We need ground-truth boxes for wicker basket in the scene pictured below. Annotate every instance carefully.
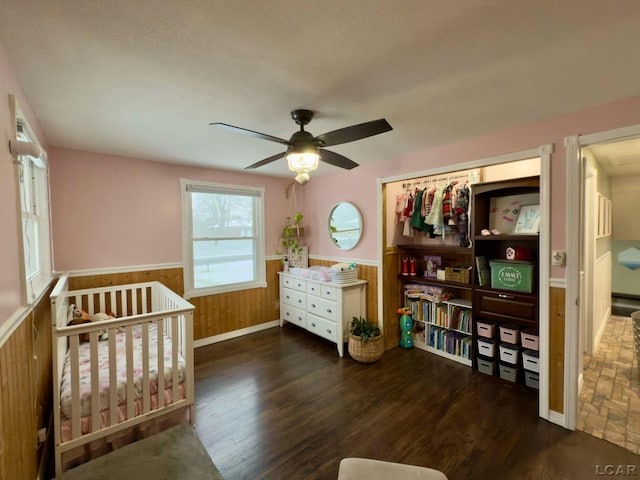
[348,334,384,363]
[445,266,471,284]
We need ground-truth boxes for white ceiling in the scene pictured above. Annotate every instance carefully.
[1,1,639,178]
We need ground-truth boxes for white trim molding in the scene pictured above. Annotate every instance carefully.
[549,278,567,289]
[308,254,378,267]
[194,320,279,348]
[58,262,184,278]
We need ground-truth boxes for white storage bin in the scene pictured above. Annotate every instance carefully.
[499,363,518,383]
[499,343,519,365]
[477,357,495,376]
[521,328,539,351]
[525,371,539,389]
[499,324,520,344]
[522,349,540,373]
[477,338,496,358]
[476,320,496,338]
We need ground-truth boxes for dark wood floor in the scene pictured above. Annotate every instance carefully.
[194,325,640,480]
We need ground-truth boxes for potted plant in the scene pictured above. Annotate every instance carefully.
[279,211,305,257]
[348,316,384,363]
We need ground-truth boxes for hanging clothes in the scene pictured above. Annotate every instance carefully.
[424,184,446,226]
[410,189,429,232]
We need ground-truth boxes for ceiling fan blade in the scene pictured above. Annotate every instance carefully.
[314,119,392,147]
[210,122,290,145]
[245,151,286,169]
[319,149,359,170]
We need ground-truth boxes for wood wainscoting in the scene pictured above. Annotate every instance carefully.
[549,286,566,414]
[68,262,282,341]
[0,287,53,480]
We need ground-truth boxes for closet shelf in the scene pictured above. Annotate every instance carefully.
[397,244,472,254]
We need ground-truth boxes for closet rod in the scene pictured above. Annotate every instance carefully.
[402,170,479,189]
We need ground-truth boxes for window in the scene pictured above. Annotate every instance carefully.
[181,179,266,298]
[13,105,52,304]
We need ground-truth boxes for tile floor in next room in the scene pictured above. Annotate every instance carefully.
[578,314,640,454]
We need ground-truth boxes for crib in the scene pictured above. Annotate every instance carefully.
[50,275,195,477]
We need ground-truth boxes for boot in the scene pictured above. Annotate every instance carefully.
[402,257,409,276]
[409,257,417,276]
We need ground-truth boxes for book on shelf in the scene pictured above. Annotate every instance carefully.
[475,256,490,286]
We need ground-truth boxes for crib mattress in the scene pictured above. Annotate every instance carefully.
[60,323,186,420]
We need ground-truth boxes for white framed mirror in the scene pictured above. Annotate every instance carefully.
[328,202,363,250]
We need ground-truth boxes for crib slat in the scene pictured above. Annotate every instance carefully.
[141,287,148,314]
[125,326,134,420]
[156,320,165,409]
[90,332,100,433]
[110,290,117,316]
[70,335,81,439]
[88,294,95,315]
[108,328,118,426]
[172,316,179,403]
[99,291,106,312]
[121,290,127,318]
[142,323,150,413]
[132,288,138,315]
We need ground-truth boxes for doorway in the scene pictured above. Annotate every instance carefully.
[566,129,640,454]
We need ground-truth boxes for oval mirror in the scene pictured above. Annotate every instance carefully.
[328,202,363,250]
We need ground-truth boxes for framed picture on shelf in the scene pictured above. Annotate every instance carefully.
[423,255,441,278]
[514,204,541,234]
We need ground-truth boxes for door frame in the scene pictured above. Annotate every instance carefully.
[564,123,640,429]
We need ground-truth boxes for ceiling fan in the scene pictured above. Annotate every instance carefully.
[210,109,392,184]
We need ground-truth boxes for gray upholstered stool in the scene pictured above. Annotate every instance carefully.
[338,458,448,480]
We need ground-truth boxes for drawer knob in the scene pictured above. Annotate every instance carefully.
[326,329,332,334]
[311,303,316,308]
[286,295,290,299]
[286,312,290,316]
[327,308,332,313]
[298,299,302,303]
[298,316,303,321]
[498,294,515,299]
[311,322,316,327]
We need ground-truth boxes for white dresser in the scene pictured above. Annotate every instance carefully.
[278,272,368,357]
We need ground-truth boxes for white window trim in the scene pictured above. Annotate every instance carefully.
[181,178,266,299]
[10,94,52,304]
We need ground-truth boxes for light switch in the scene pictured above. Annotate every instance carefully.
[552,250,566,266]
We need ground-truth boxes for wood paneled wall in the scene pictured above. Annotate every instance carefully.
[549,286,566,413]
[308,259,378,326]
[0,288,53,480]
[68,263,282,341]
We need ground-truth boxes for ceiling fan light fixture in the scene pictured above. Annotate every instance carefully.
[286,146,320,174]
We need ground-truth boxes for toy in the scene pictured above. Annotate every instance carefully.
[68,305,113,342]
[397,307,414,349]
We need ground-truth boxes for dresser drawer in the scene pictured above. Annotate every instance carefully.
[475,289,537,324]
[306,282,322,296]
[307,296,338,322]
[320,284,338,301]
[282,276,306,292]
[281,304,306,328]
[307,314,338,342]
[282,288,306,309]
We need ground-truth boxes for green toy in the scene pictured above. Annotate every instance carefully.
[397,307,414,349]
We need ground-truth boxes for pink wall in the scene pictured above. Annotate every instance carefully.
[305,97,640,277]
[0,42,48,325]
[49,148,294,271]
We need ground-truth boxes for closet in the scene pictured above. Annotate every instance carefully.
[382,159,541,390]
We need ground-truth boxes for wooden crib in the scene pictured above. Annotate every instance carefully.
[50,275,195,477]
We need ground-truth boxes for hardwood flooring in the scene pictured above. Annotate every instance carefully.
[194,325,640,480]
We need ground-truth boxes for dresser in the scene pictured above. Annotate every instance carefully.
[278,272,368,357]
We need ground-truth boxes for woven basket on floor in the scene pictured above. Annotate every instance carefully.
[348,334,384,363]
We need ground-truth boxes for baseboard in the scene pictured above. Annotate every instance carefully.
[193,321,279,348]
[548,410,566,428]
[593,308,610,352]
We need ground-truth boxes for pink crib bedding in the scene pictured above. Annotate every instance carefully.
[59,323,186,420]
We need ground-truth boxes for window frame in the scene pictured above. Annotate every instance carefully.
[181,178,266,299]
[11,96,52,304]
